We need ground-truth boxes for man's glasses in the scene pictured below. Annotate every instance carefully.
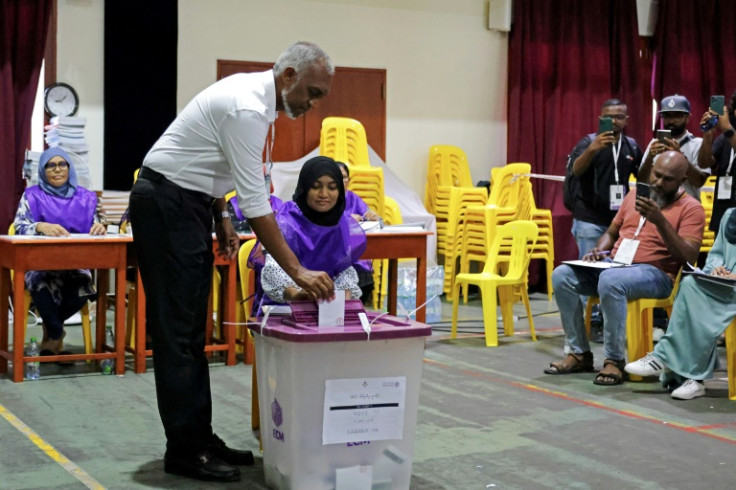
[45,161,69,171]
[605,114,628,121]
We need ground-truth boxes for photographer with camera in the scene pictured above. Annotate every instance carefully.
[697,90,736,234]
[639,95,708,201]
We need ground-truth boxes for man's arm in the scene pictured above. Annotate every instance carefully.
[583,222,621,261]
[572,132,615,176]
[249,214,335,300]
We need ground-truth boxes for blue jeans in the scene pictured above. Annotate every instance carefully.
[571,219,608,259]
[552,263,673,360]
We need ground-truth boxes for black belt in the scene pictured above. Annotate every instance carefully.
[138,166,214,206]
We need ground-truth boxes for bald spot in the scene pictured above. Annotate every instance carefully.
[655,151,689,180]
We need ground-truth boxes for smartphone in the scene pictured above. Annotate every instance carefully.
[710,95,726,115]
[598,117,613,134]
[656,129,672,143]
[636,182,650,199]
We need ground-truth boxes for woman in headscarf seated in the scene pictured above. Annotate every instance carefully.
[335,160,379,304]
[13,148,106,358]
[251,156,366,311]
[625,207,736,400]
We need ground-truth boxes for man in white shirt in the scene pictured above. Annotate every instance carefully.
[638,94,709,200]
[129,41,334,483]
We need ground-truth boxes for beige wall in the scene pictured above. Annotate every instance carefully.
[56,0,507,196]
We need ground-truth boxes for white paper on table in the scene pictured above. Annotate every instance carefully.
[335,465,373,490]
[323,376,406,445]
[318,289,345,327]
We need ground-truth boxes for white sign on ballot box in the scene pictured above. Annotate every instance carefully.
[323,376,407,445]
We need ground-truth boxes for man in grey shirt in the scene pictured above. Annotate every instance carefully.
[129,41,335,483]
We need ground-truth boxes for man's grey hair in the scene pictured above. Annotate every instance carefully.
[273,41,334,78]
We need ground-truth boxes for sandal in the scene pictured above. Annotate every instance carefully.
[544,352,594,374]
[593,359,627,386]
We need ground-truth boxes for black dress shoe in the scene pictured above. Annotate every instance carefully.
[164,450,241,482]
[208,434,255,466]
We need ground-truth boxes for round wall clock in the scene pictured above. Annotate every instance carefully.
[44,82,79,117]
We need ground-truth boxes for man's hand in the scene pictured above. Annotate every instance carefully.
[716,106,734,133]
[292,266,335,301]
[89,223,107,235]
[215,219,239,260]
[582,248,611,262]
[635,195,665,225]
[589,131,616,152]
[37,222,70,236]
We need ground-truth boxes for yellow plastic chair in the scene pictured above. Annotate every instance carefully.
[373,197,404,310]
[451,221,539,347]
[8,224,93,355]
[319,117,371,167]
[725,317,736,401]
[237,239,260,437]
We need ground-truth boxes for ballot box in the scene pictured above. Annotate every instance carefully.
[249,300,432,490]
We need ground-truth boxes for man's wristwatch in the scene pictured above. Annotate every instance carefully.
[214,210,231,223]
[724,128,735,139]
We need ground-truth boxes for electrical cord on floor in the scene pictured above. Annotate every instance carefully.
[427,309,560,333]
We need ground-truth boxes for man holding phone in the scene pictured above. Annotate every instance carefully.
[564,99,643,342]
[697,89,736,234]
[546,152,704,386]
[639,94,708,200]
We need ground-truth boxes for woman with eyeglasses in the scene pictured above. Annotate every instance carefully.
[13,147,106,360]
[250,156,366,311]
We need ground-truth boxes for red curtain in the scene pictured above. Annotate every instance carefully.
[653,0,736,123]
[0,0,52,233]
[508,0,649,275]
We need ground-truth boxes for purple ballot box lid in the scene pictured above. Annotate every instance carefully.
[248,300,432,342]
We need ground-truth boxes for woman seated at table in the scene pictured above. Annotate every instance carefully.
[625,207,736,400]
[13,147,106,358]
[254,156,366,309]
[335,160,379,304]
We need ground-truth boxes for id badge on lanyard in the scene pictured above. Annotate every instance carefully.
[717,149,736,200]
[609,138,624,210]
[613,216,646,265]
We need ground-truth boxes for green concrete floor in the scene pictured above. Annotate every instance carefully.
[1,293,735,489]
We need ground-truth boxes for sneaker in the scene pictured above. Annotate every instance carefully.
[624,353,670,376]
[671,379,705,400]
[589,322,604,343]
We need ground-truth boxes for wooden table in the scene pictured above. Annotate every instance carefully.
[127,235,249,373]
[362,231,431,323]
[128,230,431,372]
[0,235,128,382]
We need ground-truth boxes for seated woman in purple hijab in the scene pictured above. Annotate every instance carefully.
[256,156,366,307]
[335,161,380,304]
[13,148,106,358]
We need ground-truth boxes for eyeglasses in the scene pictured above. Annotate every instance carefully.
[45,161,69,171]
[604,114,628,120]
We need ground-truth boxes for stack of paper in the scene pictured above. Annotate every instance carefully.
[23,150,42,186]
[45,116,92,188]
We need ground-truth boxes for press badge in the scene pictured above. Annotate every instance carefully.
[610,184,624,210]
[717,176,732,200]
[614,238,639,265]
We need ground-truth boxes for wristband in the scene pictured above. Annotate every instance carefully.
[214,210,231,222]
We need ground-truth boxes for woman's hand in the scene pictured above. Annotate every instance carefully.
[89,223,107,235]
[37,222,70,236]
[362,210,380,221]
[710,266,732,277]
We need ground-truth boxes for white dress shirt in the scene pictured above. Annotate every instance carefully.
[641,130,707,200]
[143,70,276,218]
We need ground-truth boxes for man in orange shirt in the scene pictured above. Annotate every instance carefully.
[544,152,704,385]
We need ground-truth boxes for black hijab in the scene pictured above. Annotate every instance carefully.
[293,156,346,226]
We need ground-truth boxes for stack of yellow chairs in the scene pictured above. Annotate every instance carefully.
[456,163,532,301]
[424,145,488,295]
[529,192,555,300]
[372,196,403,310]
[319,116,385,218]
[700,175,716,254]
[319,117,371,167]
